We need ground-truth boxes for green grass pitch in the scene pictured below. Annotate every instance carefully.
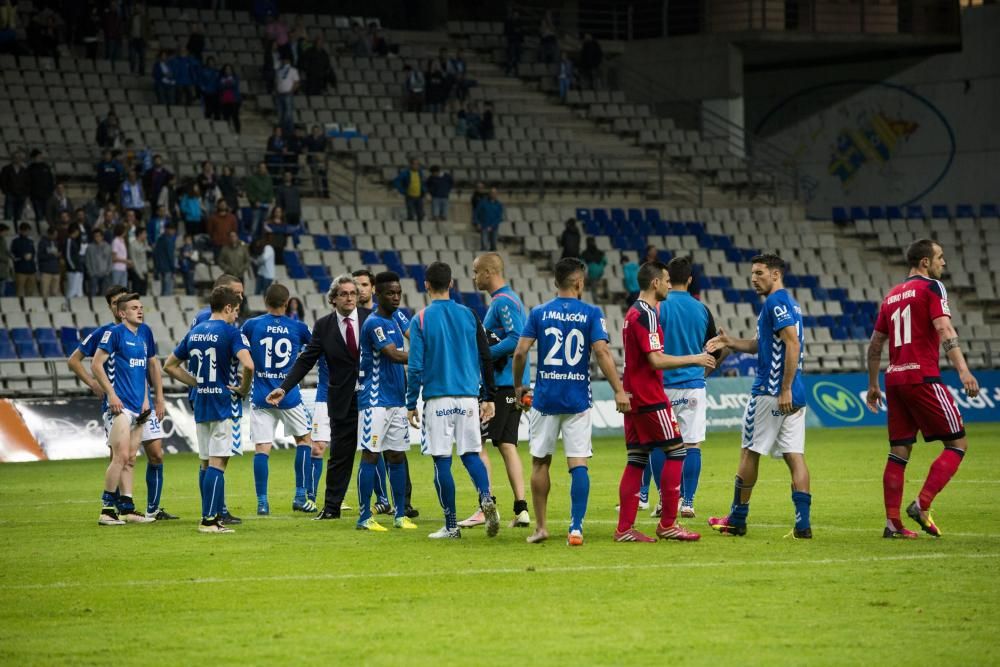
[1,425,998,666]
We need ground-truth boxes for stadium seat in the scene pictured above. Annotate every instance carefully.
[906,205,926,219]
[15,340,39,358]
[931,204,951,219]
[867,206,885,219]
[980,203,998,218]
[956,204,975,219]
[10,328,33,344]
[831,207,849,223]
[885,206,903,220]
[313,235,334,251]
[849,206,868,220]
[39,341,63,358]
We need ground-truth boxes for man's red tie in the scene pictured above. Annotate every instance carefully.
[345,317,358,359]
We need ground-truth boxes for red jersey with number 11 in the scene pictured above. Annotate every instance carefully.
[874,275,950,387]
[623,300,668,408]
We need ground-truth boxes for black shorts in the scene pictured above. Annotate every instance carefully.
[482,386,520,446]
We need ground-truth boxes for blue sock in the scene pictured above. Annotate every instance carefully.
[389,461,407,519]
[198,467,205,509]
[649,447,666,495]
[309,456,323,501]
[202,467,225,519]
[639,460,651,502]
[374,453,390,505]
[293,445,309,502]
[792,490,812,530]
[253,453,269,503]
[433,456,457,530]
[682,448,701,507]
[729,475,750,526]
[118,494,135,512]
[102,490,117,508]
[146,463,163,514]
[357,459,376,523]
[460,452,491,501]
[569,465,590,533]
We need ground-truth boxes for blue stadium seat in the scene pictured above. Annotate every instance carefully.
[583,219,601,235]
[361,250,379,264]
[812,287,828,301]
[592,209,610,226]
[60,327,80,351]
[407,265,426,290]
[685,222,705,235]
[832,207,848,223]
[10,328,33,344]
[314,277,332,293]
[627,209,644,225]
[828,288,848,302]
[600,219,618,235]
[784,274,800,288]
[667,222,687,236]
[0,341,14,359]
[461,292,482,307]
[656,249,672,263]
[286,264,308,279]
[80,326,97,340]
[283,249,302,266]
[307,265,329,280]
[333,235,353,250]
[575,208,591,222]
[980,203,998,218]
[313,235,333,251]
[906,205,926,219]
[39,341,63,358]
[867,206,885,219]
[15,341,39,358]
[955,204,975,219]
[849,206,868,220]
[802,315,818,328]
[931,204,950,219]
[723,288,740,302]
[610,209,626,225]
[644,209,662,224]
[725,248,743,263]
[830,326,849,341]
[850,325,869,339]
[885,206,903,220]
[799,275,818,289]
[381,251,404,273]
[35,328,57,342]
[652,220,668,236]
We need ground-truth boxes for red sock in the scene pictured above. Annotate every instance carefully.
[918,448,964,511]
[658,458,684,529]
[883,456,907,524]
[617,464,644,533]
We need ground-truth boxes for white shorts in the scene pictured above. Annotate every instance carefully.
[103,409,145,443]
[528,409,593,459]
[196,419,238,460]
[357,406,410,453]
[251,404,311,444]
[665,387,707,444]
[741,395,806,459]
[311,401,330,442]
[420,397,482,458]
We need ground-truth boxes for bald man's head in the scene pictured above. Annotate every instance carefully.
[473,252,505,291]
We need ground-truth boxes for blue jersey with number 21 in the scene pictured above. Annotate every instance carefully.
[173,319,250,423]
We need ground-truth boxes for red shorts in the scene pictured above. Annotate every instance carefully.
[886,382,965,445]
[624,403,682,448]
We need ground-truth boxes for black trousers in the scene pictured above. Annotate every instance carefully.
[324,403,358,513]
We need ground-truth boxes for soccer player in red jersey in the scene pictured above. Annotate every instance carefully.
[616,261,716,542]
[866,239,980,538]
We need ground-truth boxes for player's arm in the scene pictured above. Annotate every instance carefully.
[475,317,496,423]
[163,353,198,388]
[865,330,888,413]
[91,348,122,414]
[703,308,728,376]
[380,342,408,364]
[934,316,980,398]
[593,339,631,413]
[489,303,520,360]
[147,356,166,420]
[67,348,103,397]
[705,327,757,354]
[776,325,799,415]
[405,319,424,427]
[511,335,534,403]
[647,350,716,371]
[232,348,254,397]
[271,320,323,404]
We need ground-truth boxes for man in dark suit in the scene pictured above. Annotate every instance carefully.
[267,274,368,519]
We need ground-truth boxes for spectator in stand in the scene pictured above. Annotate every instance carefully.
[158,174,180,221]
[95,150,124,203]
[207,199,238,255]
[197,160,219,211]
[84,228,112,296]
[265,14,290,58]
[101,2,123,62]
[187,22,206,62]
[110,223,130,287]
[558,51,573,103]
[46,182,73,227]
[178,232,196,295]
[179,184,205,236]
[425,60,447,114]
[120,169,146,221]
[172,46,199,106]
[455,107,467,137]
[504,9,523,76]
[0,0,17,56]
[64,224,84,299]
[448,48,474,103]
[217,165,239,213]
[284,125,303,179]
[199,56,221,120]
[369,22,390,56]
[579,33,603,90]
[122,139,151,177]
[153,223,176,296]
[539,10,559,64]
[474,187,504,251]
[403,63,425,113]
[265,125,289,180]
[559,217,581,259]
[643,244,658,263]
[304,125,329,198]
[244,161,274,235]
[80,4,100,61]
[147,204,170,244]
[1,151,29,225]
[153,50,176,106]
[300,35,336,96]
[263,206,297,258]
[275,171,302,227]
[96,111,122,149]
[464,101,482,140]
[426,166,453,222]
[0,224,12,297]
[437,48,454,100]
[219,64,242,133]
[274,54,300,132]
[285,295,305,321]
[250,237,275,295]
[470,181,487,231]
[37,226,60,297]
[393,158,425,222]
[128,227,150,295]
[27,149,55,232]
[622,253,639,305]
[217,230,250,280]
[350,22,371,57]
[127,2,150,75]
[581,236,607,299]
[481,102,495,141]
[12,223,37,297]
[144,154,172,207]
[27,8,60,64]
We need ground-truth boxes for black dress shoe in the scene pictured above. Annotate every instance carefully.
[219,511,242,525]
[314,509,341,520]
[404,505,419,519]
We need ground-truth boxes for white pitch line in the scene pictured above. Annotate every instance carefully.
[1,552,996,592]
[580,520,1000,539]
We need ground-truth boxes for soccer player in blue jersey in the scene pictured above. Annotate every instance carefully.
[706,254,812,538]
[512,258,631,546]
[165,286,253,533]
[69,286,179,521]
[461,252,530,529]
[91,294,157,526]
[308,356,330,505]
[355,271,417,531]
[242,283,314,515]
[406,261,499,539]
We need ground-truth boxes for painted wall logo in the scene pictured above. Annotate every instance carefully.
[811,381,865,423]
[829,113,919,184]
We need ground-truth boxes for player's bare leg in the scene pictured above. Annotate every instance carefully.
[100,415,134,525]
[908,436,968,537]
[527,455,551,543]
[497,441,529,526]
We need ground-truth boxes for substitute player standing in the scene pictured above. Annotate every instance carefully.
[866,239,979,538]
[706,254,812,538]
[165,287,253,533]
[616,262,715,543]
[512,258,631,546]
[406,261,499,539]
[242,283,314,515]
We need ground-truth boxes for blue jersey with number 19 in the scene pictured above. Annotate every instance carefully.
[173,319,250,423]
[241,314,311,409]
[521,297,608,415]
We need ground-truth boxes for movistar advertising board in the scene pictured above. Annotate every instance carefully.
[805,370,1000,428]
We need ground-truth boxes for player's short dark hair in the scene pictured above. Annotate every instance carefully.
[210,286,242,312]
[374,271,401,289]
[115,292,141,312]
[214,273,243,288]
[667,256,693,285]
[637,261,668,290]
[264,282,290,309]
[905,238,939,268]
[425,261,452,292]
[352,268,374,281]
[750,253,785,273]
[554,257,586,288]
[104,285,129,305]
